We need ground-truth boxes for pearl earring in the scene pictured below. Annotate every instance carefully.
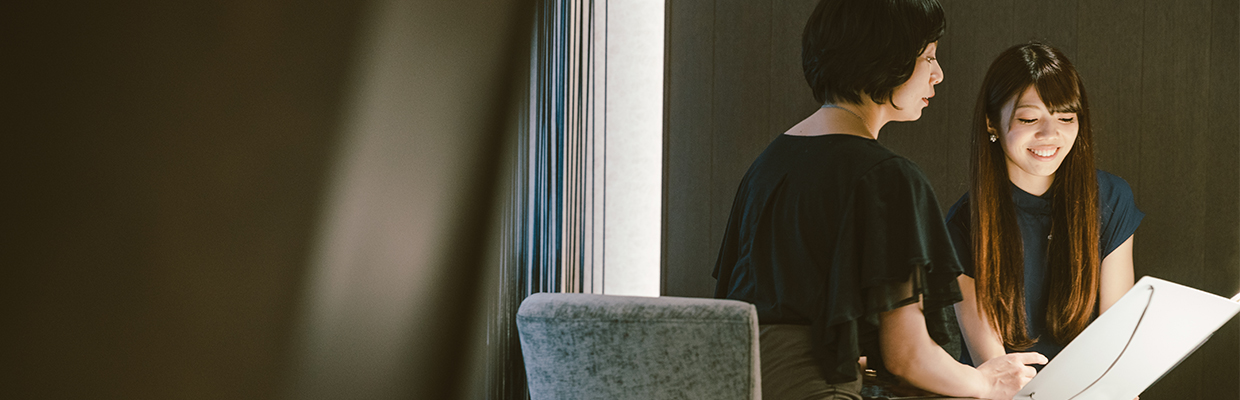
[989,134,997,142]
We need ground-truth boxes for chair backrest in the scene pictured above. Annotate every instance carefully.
[516,293,760,400]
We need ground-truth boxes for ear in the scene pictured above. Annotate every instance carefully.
[985,118,997,133]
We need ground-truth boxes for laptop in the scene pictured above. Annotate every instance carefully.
[1014,276,1240,400]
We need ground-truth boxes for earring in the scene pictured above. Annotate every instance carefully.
[989,134,997,143]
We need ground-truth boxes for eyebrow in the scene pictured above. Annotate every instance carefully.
[1015,104,1078,114]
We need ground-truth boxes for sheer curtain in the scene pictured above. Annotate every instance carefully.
[486,0,605,398]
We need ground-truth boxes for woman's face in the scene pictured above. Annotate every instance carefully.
[887,42,943,121]
[995,86,1080,193]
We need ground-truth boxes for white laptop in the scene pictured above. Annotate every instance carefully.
[1014,276,1240,400]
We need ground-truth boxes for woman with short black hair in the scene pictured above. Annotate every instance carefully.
[713,0,1045,399]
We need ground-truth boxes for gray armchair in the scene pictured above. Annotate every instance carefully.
[517,293,761,400]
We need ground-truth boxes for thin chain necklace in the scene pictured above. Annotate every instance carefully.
[821,103,864,122]
[821,104,871,136]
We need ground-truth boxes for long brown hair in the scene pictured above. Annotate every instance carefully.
[969,42,1099,349]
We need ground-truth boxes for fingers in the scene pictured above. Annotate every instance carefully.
[1008,351,1049,366]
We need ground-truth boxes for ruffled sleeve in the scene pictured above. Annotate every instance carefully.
[1097,170,1143,258]
[810,157,965,383]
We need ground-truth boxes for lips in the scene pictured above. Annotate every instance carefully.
[1028,146,1059,159]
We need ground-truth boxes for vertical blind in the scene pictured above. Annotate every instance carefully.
[486,0,604,398]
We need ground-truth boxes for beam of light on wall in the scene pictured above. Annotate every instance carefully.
[602,0,664,297]
[286,0,526,398]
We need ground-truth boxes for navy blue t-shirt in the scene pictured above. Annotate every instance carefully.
[945,170,1144,365]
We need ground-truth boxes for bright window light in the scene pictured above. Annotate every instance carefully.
[601,0,664,297]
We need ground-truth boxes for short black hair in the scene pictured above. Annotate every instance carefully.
[802,0,946,106]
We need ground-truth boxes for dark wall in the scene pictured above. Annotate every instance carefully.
[663,0,1239,398]
[5,1,528,399]
[5,2,365,398]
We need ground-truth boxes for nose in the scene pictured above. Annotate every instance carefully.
[931,62,944,85]
[1036,121,1058,138]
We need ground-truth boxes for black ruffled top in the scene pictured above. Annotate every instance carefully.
[713,134,964,383]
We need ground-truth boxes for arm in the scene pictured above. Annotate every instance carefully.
[954,275,1007,364]
[880,280,1046,399]
[1098,234,1136,314]
[1099,235,1141,400]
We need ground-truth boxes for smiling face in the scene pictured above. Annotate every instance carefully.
[994,85,1080,195]
[886,42,943,121]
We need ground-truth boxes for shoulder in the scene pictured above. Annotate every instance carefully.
[1095,169,1137,206]
[945,193,970,226]
[758,135,896,175]
[851,154,947,217]
[831,136,912,173]
[860,153,930,185]
[943,193,973,275]
[1094,170,1144,256]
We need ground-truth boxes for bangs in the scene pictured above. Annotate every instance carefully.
[1030,58,1083,114]
[983,42,1088,122]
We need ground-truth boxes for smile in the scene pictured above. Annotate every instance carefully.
[1028,147,1059,159]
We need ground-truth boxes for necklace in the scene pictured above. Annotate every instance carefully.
[821,104,872,137]
[821,103,864,123]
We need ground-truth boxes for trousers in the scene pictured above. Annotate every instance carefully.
[758,324,863,400]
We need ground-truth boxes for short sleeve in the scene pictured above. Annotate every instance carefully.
[944,195,974,278]
[809,157,965,383]
[712,179,748,290]
[1097,171,1143,258]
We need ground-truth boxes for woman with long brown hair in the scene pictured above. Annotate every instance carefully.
[713,1,1049,399]
[947,42,1144,366]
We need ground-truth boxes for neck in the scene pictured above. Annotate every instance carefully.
[821,100,889,139]
[783,98,893,139]
[1009,169,1054,196]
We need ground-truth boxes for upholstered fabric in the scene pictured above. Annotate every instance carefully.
[517,293,761,400]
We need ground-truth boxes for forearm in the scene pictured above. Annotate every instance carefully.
[956,275,1007,364]
[958,307,1007,364]
[892,338,988,398]
[882,303,988,398]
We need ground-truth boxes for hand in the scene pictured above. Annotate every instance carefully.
[975,352,1047,400]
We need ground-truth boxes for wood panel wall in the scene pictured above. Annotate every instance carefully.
[663,0,1239,398]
